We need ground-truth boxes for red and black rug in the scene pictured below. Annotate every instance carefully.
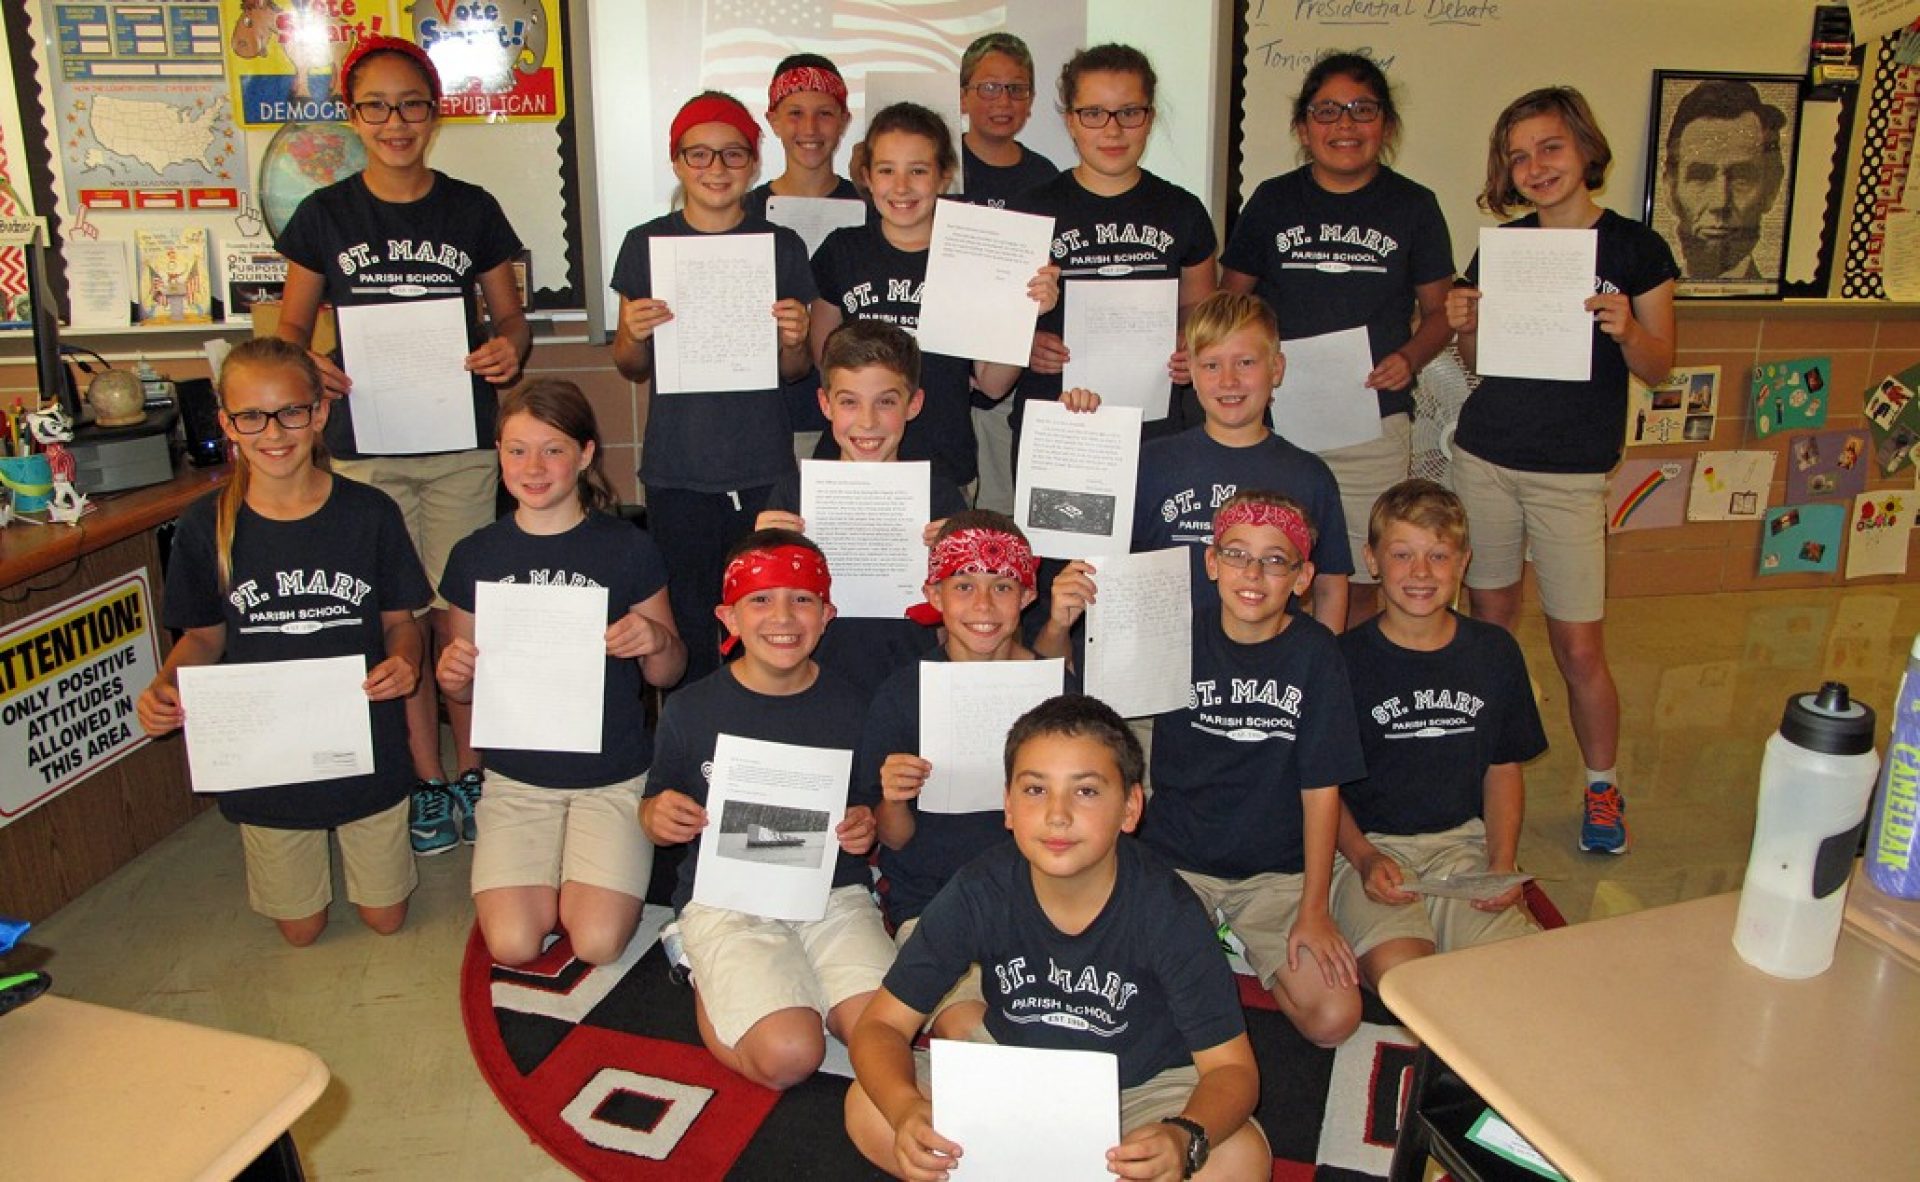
[462,889,1566,1180]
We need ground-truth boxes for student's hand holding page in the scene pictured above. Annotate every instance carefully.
[1444,285,1480,335]
[1058,386,1103,413]
[772,298,812,349]
[880,754,932,803]
[1029,330,1070,374]
[1364,349,1413,391]
[437,636,479,700]
[1584,290,1635,345]
[892,1099,962,1182]
[1289,909,1360,990]
[1107,1120,1186,1181]
[921,518,948,546]
[309,350,353,399]
[1028,264,1062,315]
[604,608,670,660]
[1471,868,1528,914]
[1359,850,1418,906]
[364,652,419,702]
[620,296,674,343]
[1049,560,1099,631]
[136,680,185,736]
[642,790,708,844]
[756,509,806,533]
[837,805,879,856]
[465,335,521,385]
[1167,345,1191,386]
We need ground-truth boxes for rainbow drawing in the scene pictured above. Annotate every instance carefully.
[1611,467,1673,530]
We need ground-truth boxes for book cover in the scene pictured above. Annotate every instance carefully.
[136,227,211,324]
[220,242,287,319]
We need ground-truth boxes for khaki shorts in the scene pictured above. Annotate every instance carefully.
[912,1028,1264,1140]
[470,771,653,897]
[971,399,1015,515]
[894,916,986,1023]
[1318,413,1413,584]
[1177,869,1308,990]
[679,883,894,1047]
[1330,819,1540,958]
[240,798,417,920]
[334,450,499,606]
[1446,448,1608,623]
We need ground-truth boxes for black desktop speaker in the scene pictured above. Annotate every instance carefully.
[176,378,227,467]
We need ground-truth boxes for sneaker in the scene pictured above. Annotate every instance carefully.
[1580,782,1630,854]
[448,768,483,845]
[409,781,459,856]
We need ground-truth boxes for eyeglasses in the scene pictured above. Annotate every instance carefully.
[224,402,320,434]
[966,81,1033,101]
[351,98,436,124]
[1306,98,1383,124]
[678,144,755,170]
[1214,546,1302,576]
[1071,105,1152,129]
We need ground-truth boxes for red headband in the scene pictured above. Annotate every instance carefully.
[1212,502,1312,561]
[769,66,848,111]
[719,544,833,654]
[905,528,1037,626]
[339,36,442,102]
[670,94,762,161]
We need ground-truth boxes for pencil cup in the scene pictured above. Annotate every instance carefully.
[0,454,52,513]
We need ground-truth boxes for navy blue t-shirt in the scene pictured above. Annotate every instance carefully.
[1132,427,1353,615]
[164,479,432,828]
[1145,613,1365,877]
[960,141,1059,209]
[646,666,872,912]
[609,212,818,492]
[438,511,669,788]
[746,177,868,439]
[1221,166,1454,420]
[1340,614,1546,836]
[886,839,1246,1089]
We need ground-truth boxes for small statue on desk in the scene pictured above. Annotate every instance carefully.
[24,404,89,525]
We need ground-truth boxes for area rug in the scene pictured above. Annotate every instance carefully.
[463,886,1565,1180]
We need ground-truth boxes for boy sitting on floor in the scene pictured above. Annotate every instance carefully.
[1332,479,1546,989]
[641,529,893,1090]
[845,694,1269,1181]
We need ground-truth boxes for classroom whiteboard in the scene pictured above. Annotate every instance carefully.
[1239,0,1822,267]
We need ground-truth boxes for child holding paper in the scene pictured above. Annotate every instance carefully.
[275,35,531,856]
[1332,480,1546,989]
[1221,53,1456,627]
[640,530,891,1090]
[854,512,1077,1038]
[434,381,685,967]
[811,102,1058,491]
[845,694,1268,1181]
[135,338,430,947]
[1013,43,1218,442]
[611,91,818,687]
[1139,492,1364,1047]
[1444,87,1677,854]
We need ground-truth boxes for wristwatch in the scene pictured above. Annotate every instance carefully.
[1160,1116,1210,1178]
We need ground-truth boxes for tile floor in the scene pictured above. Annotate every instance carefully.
[13,583,1920,1179]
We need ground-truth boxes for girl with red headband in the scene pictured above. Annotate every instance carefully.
[276,34,531,857]
[611,91,819,688]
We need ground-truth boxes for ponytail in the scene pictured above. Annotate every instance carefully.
[213,339,329,589]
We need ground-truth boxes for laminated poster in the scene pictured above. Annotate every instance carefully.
[1686,450,1776,522]
[1750,357,1830,437]
[1785,430,1871,503]
[1607,458,1690,533]
[1758,503,1845,575]
[1626,366,1718,447]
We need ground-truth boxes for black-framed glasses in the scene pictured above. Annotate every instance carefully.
[1214,546,1302,577]
[1306,98,1383,124]
[966,81,1034,101]
[224,402,320,434]
[678,144,755,170]
[1071,105,1152,129]
[351,98,436,124]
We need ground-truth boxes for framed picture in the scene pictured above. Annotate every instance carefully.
[1644,71,1804,298]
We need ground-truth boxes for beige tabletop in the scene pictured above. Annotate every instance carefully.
[0,995,329,1180]
[1844,864,1920,969]
[1380,891,1920,1181]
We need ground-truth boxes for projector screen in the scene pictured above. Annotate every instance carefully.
[575,0,1225,335]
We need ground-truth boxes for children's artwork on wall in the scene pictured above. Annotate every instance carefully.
[1607,458,1691,532]
[1845,491,1915,578]
[1750,357,1830,437]
[1785,429,1871,502]
[1759,503,1845,574]
[1865,370,1920,476]
[1827,595,1903,676]
[1627,366,1718,447]
[1687,450,1776,521]
[1653,660,1738,730]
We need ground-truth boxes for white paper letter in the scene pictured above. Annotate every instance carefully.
[693,735,853,922]
[470,581,609,754]
[179,655,373,792]
[1084,548,1192,718]
[1014,402,1142,559]
[649,234,779,394]
[801,460,930,619]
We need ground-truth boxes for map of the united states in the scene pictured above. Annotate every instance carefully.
[87,95,220,173]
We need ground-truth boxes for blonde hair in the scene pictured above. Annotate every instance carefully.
[214,338,330,590]
[1183,290,1280,358]
[1367,478,1468,549]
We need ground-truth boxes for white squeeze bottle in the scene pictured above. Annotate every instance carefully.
[1733,682,1879,979]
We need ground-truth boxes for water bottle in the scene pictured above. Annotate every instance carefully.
[1733,682,1880,979]
[1864,634,1920,899]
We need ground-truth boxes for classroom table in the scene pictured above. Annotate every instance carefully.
[0,995,329,1179]
[1381,889,1920,1181]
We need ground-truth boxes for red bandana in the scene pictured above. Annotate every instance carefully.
[669,93,762,161]
[718,544,833,655]
[339,35,442,101]
[1212,502,1311,561]
[905,528,1037,626]
[768,66,848,111]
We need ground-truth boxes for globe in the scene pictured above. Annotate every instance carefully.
[259,122,370,239]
